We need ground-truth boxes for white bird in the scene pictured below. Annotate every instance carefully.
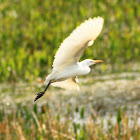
[35,17,104,102]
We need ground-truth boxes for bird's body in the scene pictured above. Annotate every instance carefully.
[34,17,104,101]
[42,60,93,93]
[45,60,91,83]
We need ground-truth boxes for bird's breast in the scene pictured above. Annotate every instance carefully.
[78,66,90,75]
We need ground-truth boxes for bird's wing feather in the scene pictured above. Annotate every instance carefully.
[52,17,104,70]
[51,77,79,91]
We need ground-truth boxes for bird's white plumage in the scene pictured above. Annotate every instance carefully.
[51,77,79,91]
[52,17,104,70]
[44,17,104,91]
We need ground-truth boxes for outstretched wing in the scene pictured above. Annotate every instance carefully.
[51,77,79,91]
[52,17,104,70]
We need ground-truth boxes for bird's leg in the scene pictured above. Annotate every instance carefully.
[34,81,51,102]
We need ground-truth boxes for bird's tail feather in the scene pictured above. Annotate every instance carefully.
[44,79,49,85]
[44,74,52,85]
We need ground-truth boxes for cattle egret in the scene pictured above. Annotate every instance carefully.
[34,17,104,102]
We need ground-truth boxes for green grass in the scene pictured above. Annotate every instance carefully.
[0,103,139,140]
[0,0,140,82]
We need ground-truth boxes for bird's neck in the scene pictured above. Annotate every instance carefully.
[79,60,90,68]
[77,61,91,75]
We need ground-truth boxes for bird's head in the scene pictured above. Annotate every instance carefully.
[83,59,103,67]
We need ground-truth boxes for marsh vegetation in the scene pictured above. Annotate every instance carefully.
[0,0,140,139]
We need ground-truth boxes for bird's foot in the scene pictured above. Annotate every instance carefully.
[34,91,45,102]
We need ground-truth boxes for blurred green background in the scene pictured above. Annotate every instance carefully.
[0,0,140,139]
[0,0,140,82]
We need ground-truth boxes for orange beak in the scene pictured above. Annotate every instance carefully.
[93,60,103,63]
